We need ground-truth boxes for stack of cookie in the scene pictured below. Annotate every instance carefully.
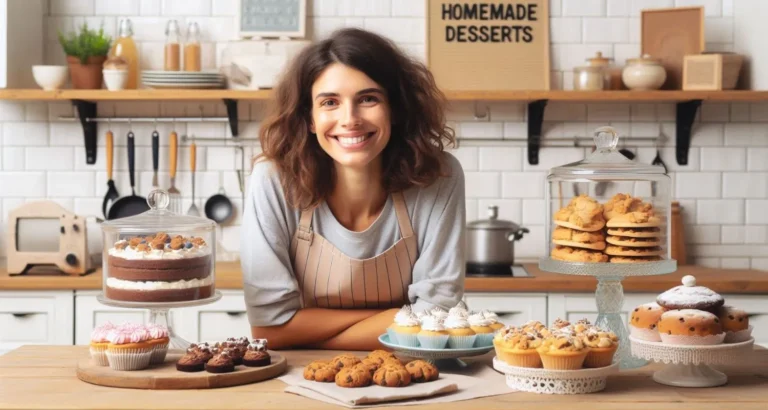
[550,194,609,263]
[603,194,664,263]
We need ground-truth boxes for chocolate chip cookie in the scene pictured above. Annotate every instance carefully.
[335,367,373,388]
[373,365,411,387]
[405,360,439,383]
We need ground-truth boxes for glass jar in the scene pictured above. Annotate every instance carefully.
[100,189,216,304]
[622,54,667,90]
[184,22,201,72]
[164,20,181,71]
[540,126,675,273]
[573,65,606,91]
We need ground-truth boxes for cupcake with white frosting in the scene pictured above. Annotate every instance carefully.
[417,315,449,349]
[443,314,477,349]
[392,308,421,347]
[468,313,496,347]
[481,310,505,331]
[388,305,415,342]
[448,305,469,319]
[430,306,449,321]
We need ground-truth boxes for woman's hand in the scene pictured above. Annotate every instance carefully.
[251,308,382,349]
[308,308,399,351]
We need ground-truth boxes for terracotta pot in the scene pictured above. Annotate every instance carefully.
[66,56,107,89]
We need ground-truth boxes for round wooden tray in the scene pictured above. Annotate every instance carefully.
[76,351,287,390]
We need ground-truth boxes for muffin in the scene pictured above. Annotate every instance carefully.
[146,323,169,365]
[392,309,421,347]
[551,318,571,330]
[629,302,666,342]
[467,313,495,346]
[416,316,449,349]
[243,339,271,367]
[494,331,543,368]
[571,318,594,334]
[89,322,116,366]
[176,347,207,372]
[537,334,589,370]
[205,349,235,373]
[656,275,724,313]
[481,310,505,331]
[657,309,725,345]
[105,327,153,371]
[581,328,619,368]
[717,306,753,343]
[443,314,477,349]
[521,320,546,334]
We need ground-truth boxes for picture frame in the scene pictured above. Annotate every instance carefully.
[235,0,306,39]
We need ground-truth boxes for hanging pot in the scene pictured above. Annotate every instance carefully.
[466,205,529,275]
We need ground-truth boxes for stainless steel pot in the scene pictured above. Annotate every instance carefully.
[466,205,529,266]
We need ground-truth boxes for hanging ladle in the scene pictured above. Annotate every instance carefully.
[204,172,233,224]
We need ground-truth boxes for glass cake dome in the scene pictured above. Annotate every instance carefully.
[100,189,216,305]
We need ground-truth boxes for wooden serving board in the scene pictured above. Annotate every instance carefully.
[76,351,287,390]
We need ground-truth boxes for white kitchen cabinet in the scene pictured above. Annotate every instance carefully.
[74,291,152,345]
[174,290,250,343]
[463,293,548,325]
[0,291,73,355]
[547,293,656,327]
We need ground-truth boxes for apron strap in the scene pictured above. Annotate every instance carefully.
[297,208,314,243]
[392,192,414,239]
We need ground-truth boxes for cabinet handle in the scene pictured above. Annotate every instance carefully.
[11,313,33,318]
[226,311,245,317]
[493,311,521,316]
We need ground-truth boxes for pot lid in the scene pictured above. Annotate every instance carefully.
[467,205,522,230]
[549,126,666,176]
[626,54,661,65]
[101,189,215,232]
[586,51,612,66]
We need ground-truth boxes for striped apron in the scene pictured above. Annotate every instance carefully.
[289,192,418,309]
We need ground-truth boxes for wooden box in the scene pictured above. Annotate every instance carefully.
[683,53,744,91]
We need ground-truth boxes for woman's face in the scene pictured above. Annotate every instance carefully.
[310,63,391,170]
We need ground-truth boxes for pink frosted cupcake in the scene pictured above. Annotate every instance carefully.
[106,327,153,371]
[146,324,170,364]
[89,322,116,366]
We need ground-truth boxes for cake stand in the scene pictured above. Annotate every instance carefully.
[539,258,677,369]
[492,356,619,394]
[378,334,493,370]
[98,291,222,351]
[629,336,755,387]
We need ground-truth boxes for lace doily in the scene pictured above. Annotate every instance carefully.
[492,357,619,395]
[629,336,754,365]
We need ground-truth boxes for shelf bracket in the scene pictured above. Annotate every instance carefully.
[675,99,702,166]
[72,99,98,165]
[527,99,548,165]
[223,99,239,137]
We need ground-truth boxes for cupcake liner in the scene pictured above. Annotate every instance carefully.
[725,325,753,343]
[417,334,449,349]
[540,351,588,370]
[106,349,152,371]
[395,333,420,347]
[150,342,169,365]
[89,346,109,366]
[660,333,725,346]
[584,346,618,368]
[386,328,398,343]
[448,334,477,349]
[496,348,542,368]
[474,333,495,347]
[630,326,661,342]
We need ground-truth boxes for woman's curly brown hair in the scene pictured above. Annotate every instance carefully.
[258,28,455,211]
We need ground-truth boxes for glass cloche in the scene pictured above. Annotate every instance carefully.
[100,189,217,305]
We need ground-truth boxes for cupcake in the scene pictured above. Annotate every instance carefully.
[416,315,449,349]
[448,305,469,319]
[717,306,753,343]
[390,305,417,344]
[392,310,421,347]
[243,339,271,367]
[430,306,449,322]
[537,334,589,370]
[629,302,666,342]
[656,275,724,313]
[494,331,543,368]
[105,327,153,371]
[481,310,505,331]
[205,349,235,373]
[657,309,725,345]
[146,323,169,365]
[443,314,477,349]
[581,328,619,368]
[467,313,495,346]
[176,347,207,372]
[89,322,116,366]
[551,318,571,330]
[571,318,594,334]
[521,320,547,334]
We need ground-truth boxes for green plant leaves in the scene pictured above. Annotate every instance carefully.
[58,23,112,64]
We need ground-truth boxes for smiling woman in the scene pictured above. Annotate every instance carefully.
[241,28,466,351]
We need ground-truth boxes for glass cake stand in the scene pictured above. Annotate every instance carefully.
[539,258,676,369]
[97,291,222,351]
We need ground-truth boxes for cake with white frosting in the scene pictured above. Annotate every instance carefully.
[106,232,213,302]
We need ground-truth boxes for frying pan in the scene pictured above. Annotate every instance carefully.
[107,131,149,219]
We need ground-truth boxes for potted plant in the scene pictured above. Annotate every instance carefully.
[58,23,112,89]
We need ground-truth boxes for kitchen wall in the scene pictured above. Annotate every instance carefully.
[1,0,766,270]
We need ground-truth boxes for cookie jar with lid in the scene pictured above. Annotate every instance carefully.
[540,126,676,275]
[100,189,216,305]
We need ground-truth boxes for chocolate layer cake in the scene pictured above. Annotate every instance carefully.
[106,233,213,302]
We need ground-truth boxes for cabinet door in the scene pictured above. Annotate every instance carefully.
[0,291,74,354]
[174,290,250,343]
[74,291,150,345]
[463,293,548,325]
[547,293,656,327]
[720,295,768,348]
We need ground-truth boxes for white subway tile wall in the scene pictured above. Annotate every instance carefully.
[0,0,763,268]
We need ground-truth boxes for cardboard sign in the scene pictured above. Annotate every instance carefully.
[426,0,550,91]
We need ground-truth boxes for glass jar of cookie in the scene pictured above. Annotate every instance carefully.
[100,189,216,304]
[542,126,674,268]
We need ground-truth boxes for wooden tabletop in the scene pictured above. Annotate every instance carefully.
[2,262,768,294]
[0,346,766,409]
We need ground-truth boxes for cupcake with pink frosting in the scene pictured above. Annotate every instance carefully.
[146,324,170,364]
[105,325,153,370]
[89,322,117,366]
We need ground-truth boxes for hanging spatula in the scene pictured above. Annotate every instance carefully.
[101,129,120,219]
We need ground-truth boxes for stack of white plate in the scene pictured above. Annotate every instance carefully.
[141,70,224,89]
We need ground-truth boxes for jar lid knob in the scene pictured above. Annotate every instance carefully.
[147,189,170,210]
[593,126,619,152]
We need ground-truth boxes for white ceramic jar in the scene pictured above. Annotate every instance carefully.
[622,54,667,90]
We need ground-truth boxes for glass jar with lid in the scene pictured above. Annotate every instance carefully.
[100,189,216,305]
[540,126,675,275]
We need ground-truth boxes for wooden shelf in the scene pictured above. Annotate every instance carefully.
[0,89,272,101]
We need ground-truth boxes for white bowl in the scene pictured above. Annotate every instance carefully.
[103,69,128,91]
[32,65,68,90]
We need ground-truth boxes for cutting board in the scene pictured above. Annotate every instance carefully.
[76,351,287,390]
[641,7,704,89]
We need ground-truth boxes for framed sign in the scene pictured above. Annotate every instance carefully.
[426,0,550,91]
[236,0,306,39]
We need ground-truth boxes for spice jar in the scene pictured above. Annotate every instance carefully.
[587,52,621,90]
[573,66,606,91]
[184,22,201,72]
[622,54,667,90]
[164,20,181,71]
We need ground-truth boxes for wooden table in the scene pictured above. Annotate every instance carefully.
[1,346,766,409]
